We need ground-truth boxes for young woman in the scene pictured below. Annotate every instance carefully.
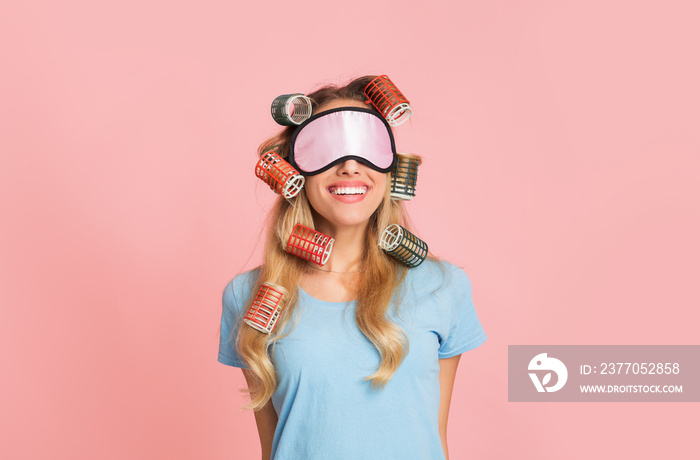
[218,76,487,460]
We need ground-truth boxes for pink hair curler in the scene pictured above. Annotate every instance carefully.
[271,94,313,126]
[244,282,289,334]
[390,153,421,200]
[363,75,413,126]
[286,224,334,266]
[255,148,305,199]
[379,224,428,267]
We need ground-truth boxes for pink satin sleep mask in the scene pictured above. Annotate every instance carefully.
[288,107,397,176]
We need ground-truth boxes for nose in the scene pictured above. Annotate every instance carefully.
[336,159,361,175]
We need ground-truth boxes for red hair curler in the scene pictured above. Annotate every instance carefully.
[391,153,421,201]
[286,224,334,266]
[271,94,313,126]
[363,75,413,126]
[255,148,305,199]
[244,282,288,334]
[379,224,428,267]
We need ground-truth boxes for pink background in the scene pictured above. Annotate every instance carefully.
[2,1,698,459]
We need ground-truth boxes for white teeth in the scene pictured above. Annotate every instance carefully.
[330,186,368,195]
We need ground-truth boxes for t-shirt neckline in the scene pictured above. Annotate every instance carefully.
[298,286,357,308]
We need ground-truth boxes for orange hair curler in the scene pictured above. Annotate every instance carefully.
[363,75,413,126]
[244,282,288,334]
[255,148,305,199]
[286,224,334,266]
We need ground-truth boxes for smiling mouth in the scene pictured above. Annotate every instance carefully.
[328,186,368,196]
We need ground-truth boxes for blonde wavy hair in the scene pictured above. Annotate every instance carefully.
[236,76,416,410]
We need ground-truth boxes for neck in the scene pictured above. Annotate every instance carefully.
[314,218,367,273]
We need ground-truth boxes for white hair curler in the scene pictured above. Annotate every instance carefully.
[390,153,421,200]
[363,75,413,126]
[271,94,313,126]
[255,148,305,199]
[286,224,334,266]
[244,282,288,334]
[379,224,428,267]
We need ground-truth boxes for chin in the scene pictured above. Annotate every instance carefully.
[330,215,372,229]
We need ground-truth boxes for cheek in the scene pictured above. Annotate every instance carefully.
[366,175,388,212]
[303,177,328,211]
[373,174,388,197]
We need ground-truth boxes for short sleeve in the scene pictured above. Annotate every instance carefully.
[437,267,487,359]
[217,276,251,368]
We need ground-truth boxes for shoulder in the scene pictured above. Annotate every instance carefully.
[404,258,472,294]
[223,267,261,310]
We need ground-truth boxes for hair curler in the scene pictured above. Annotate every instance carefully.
[363,75,413,126]
[271,94,313,126]
[379,224,428,267]
[391,153,421,200]
[255,148,305,199]
[286,224,334,266]
[244,282,288,334]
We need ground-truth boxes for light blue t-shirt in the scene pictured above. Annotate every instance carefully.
[218,259,487,459]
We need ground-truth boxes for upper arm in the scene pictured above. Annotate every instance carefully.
[437,268,487,359]
[242,369,278,460]
[218,277,251,368]
[438,354,462,460]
